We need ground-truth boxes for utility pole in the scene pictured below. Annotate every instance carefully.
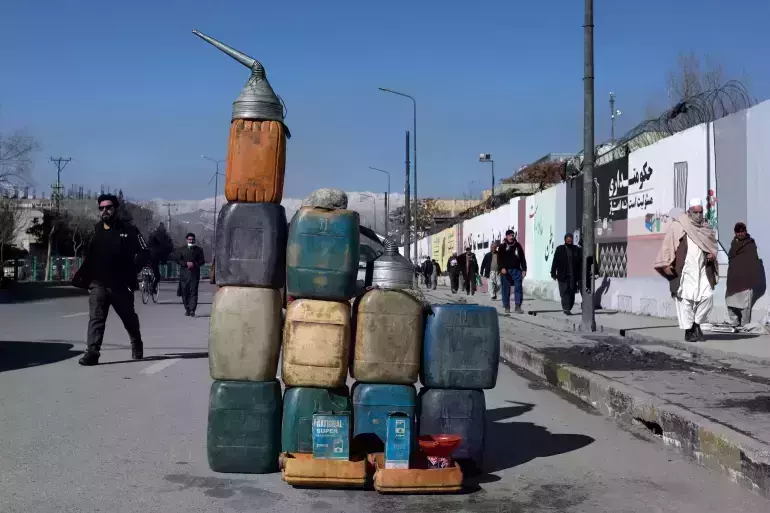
[162,202,177,231]
[202,156,224,244]
[479,153,495,208]
[49,157,71,213]
[581,0,596,332]
[404,131,411,261]
[368,167,391,236]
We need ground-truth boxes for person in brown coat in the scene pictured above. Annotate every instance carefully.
[726,222,762,326]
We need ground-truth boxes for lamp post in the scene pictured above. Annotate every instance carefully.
[368,167,390,236]
[609,92,622,143]
[581,0,597,332]
[379,87,417,261]
[360,193,377,233]
[201,155,224,244]
[478,153,495,206]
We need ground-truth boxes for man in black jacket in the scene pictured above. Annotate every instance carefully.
[551,233,582,314]
[72,194,149,366]
[446,252,460,293]
[457,247,479,296]
[498,230,527,314]
[177,233,206,317]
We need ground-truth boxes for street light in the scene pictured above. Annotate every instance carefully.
[609,92,622,143]
[379,87,417,260]
[368,167,391,235]
[478,153,495,207]
[201,155,224,244]
[360,193,377,233]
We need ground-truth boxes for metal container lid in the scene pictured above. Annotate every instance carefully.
[371,239,414,290]
[193,29,291,137]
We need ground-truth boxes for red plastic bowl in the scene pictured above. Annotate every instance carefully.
[418,434,462,458]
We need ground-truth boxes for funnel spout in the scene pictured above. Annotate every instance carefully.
[192,29,261,72]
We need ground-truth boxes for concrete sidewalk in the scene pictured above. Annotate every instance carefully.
[421,284,770,499]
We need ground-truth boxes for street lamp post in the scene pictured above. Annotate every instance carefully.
[368,167,391,236]
[478,153,495,206]
[360,193,377,233]
[379,87,417,261]
[202,155,224,244]
[609,92,622,143]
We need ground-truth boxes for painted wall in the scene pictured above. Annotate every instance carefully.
[414,100,769,323]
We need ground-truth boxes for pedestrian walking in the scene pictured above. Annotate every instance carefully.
[654,198,718,341]
[431,259,441,290]
[446,252,460,293]
[551,234,582,315]
[458,247,479,296]
[177,233,206,317]
[498,230,526,314]
[481,241,501,300]
[726,222,762,326]
[71,193,149,366]
[421,256,433,290]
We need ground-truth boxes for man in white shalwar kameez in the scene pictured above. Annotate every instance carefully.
[654,199,719,342]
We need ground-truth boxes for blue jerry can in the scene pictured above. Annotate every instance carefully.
[286,207,360,301]
[207,380,282,474]
[214,202,288,288]
[352,383,416,444]
[422,304,500,389]
[418,388,486,471]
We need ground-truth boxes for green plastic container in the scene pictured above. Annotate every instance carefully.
[286,207,360,301]
[207,379,282,474]
[281,386,351,453]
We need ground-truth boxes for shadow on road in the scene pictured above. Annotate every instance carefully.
[481,401,594,475]
[0,340,83,372]
[97,352,209,366]
[1,283,89,304]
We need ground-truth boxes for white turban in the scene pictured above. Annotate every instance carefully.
[689,198,703,208]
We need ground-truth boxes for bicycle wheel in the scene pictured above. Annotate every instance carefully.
[152,282,160,303]
[141,281,150,304]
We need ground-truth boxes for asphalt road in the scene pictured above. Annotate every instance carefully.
[1,282,768,512]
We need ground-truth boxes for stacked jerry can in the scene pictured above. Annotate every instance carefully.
[419,304,500,474]
[281,206,363,486]
[194,30,290,474]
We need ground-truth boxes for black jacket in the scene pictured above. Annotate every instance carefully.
[480,251,497,278]
[498,240,527,273]
[177,245,206,277]
[72,221,149,290]
[421,260,433,276]
[457,253,479,279]
[446,255,460,275]
[551,244,582,282]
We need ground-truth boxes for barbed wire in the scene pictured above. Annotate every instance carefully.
[568,80,755,175]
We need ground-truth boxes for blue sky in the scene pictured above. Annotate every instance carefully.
[1,0,768,201]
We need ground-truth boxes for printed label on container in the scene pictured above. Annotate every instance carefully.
[312,413,350,460]
[385,412,411,469]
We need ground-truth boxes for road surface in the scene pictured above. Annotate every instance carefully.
[1,283,768,512]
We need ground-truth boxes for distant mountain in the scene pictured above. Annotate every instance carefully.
[147,192,405,241]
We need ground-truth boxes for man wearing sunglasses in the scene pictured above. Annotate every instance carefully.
[72,194,150,366]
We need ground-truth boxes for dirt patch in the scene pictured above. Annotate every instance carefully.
[541,343,691,372]
[718,395,770,413]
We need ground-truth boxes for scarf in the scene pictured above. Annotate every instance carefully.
[654,213,718,270]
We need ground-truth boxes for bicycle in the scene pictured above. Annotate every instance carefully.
[139,267,159,304]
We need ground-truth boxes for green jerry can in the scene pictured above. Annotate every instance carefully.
[207,380,282,474]
[286,207,360,301]
[282,386,351,454]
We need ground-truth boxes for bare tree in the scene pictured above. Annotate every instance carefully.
[0,199,26,265]
[67,202,99,258]
[0,129,40,191]
[666,52,725,103]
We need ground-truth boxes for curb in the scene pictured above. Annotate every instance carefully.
[500,337,770,498]
[529,310,770,366]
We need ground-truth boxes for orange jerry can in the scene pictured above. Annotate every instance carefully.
[193,29,290,204]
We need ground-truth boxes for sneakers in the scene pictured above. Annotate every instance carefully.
[504,307,511,314]
[78,351,100,366]
[514,305,524,314]
[131,343,144,360]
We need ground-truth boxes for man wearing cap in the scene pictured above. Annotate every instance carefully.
[457,246,479,296]
[498,229,527,314]
[654,198,718,341]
